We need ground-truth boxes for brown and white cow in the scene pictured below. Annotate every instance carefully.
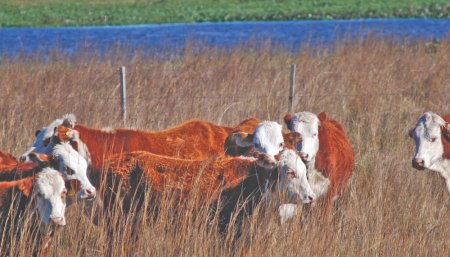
[409,111,450,193]
[225,120,302,157]
[0,131,96,199]
[0,168,68,257]
[2,141,96,199]
[103,148,314,205]
[100,148,313,236]
[21,114,234,170]
[0,169,67,225]
[284,111,354,216]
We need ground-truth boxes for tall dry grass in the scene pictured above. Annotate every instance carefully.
[0,37,449,256]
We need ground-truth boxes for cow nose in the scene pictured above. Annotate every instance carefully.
[412,158,425,169]
[85,188,96,199]
[299,153,309,160]
[50,217,66,226]
[19,155,27,163]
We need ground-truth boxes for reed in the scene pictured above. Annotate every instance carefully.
[0,37,449,256]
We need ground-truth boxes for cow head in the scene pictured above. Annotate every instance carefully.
[29,139,96,199]
[278,149,315,204]
[284,111,321,163]
[20,114,77,162]
[409,111,450,171]
[34,168,68,226]
[51,142,96,200]
[232,121,285,157]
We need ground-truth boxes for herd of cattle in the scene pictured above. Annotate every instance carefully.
[1,110,449,255]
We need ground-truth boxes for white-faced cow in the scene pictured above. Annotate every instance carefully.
[0,168,68,257]
[284,111,354,217]
[228,121,301,158]
[409,111,450,193]
[16,123,96,200]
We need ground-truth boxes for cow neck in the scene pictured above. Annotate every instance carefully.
[304,157,316,175]
[429,158,450,179]
[74,124,125,171]
[256,164,278,195]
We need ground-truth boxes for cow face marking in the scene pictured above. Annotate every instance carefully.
[252,121,285,157]
[64,166,75,176]
[52,142,96,200]
[35,129,42,138]
[34,169,67,226]
[233,121,285,157]
[278,149,315,204]
[286,112,320,163]
[410,112,446,170]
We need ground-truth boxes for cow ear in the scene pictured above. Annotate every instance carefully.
[232,132,254,147]
[29,152,50,166]
[57,125,77,142]
[408,129,414,138]
[18,179,33,197]
[318,112,328,122]
[254,152,277,169]
[62,114,76,128]
[284,114,293,130]
[284,132,302,145]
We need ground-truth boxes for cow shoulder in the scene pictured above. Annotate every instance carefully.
[316,118,354,177]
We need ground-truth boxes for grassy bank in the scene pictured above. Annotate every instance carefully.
[0,0,449,27]
[0,38,449,256]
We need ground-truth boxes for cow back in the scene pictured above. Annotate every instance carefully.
[105,151,252,200]
[75,119,233,172]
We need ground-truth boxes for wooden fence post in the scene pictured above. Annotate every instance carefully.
[120,66,127,126]
[288,64,296,113]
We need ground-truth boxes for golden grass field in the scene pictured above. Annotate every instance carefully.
[0,38,449,256]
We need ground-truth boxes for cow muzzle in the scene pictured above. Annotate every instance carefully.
[301,192,316,204]
[299,152,309,161]
[80,187,97,200]
[50,216,66,226]
[412,158,425,170]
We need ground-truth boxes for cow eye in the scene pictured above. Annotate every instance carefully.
[287,171,297,179]
[61,190,67,202]
[279,142,284,148]
[430,137,437,142]
[313,133,318,137]
[43,137,51,147]
[64,166,75,175]
[36,192,43,198]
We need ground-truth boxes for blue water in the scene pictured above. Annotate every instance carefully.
[0,18,449,58]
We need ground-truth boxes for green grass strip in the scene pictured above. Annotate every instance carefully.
[0,0,448,27]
